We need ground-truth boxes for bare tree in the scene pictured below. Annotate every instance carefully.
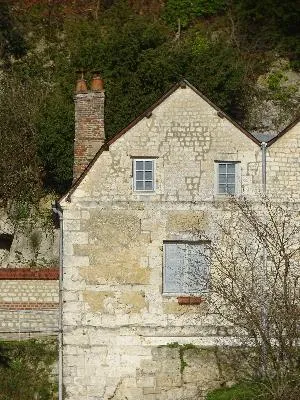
[205,196,300,399]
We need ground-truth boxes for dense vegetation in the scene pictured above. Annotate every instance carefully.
[0,0,299,201]
[0,339,57,400]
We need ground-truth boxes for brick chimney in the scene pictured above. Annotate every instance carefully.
[73,72,105,181]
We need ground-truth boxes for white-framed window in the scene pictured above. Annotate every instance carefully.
[133,159,155,192]
[163,241,209,295]
[216,162,238,195]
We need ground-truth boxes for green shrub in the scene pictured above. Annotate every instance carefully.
[0,339,58,400]
[206,382,262,400]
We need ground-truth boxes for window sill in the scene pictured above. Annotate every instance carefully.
[214,194,238,201]
[133,191,155,195]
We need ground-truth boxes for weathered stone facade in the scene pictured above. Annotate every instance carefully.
[267,120,300,200]
[60,81,299,399]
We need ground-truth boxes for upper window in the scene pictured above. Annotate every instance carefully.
[217,162,236,194]
[133,159,155,192]
[163,241,209,295]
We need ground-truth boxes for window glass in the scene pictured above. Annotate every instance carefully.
[136,161,144,170]
[227,164,235,173]
[145,161,153,170]
[217,162,236,194]
[136,171,143,180]
[145,181,153,190]
[135,181,144,190]
[145,171,152,180]
[133,159,155,192]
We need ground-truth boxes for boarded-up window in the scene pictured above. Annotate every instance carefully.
[163,241,209,294]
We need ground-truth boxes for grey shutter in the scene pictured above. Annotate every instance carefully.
[164,243,186,293]
[185,244,209,293]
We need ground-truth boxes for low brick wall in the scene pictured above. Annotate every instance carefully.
[0,268,59,280]
[0,268,59,339]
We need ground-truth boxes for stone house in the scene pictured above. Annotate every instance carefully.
[57,75,300,400]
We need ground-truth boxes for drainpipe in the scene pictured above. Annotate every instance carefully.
[261,142,267,374]
[52,201,64,400]
[261,142,267,194]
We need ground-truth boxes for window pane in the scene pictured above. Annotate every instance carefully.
[136,171,143,180]
[219,174,227,184]
[227,184,235,194]
[136,161,144,170]
[136,181,144,190]
[227,164,235,173]
[145,181,153,190]
[219,164,226,173]
[145,161,153,171]
[227,174,235,184]
[218,184,227,193]
[145,171,152,180]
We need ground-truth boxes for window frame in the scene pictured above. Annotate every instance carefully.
[133,158,155,193]
[215,161,240,196]
[162,240,210,296]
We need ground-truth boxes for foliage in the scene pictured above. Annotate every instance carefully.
[163,0,228,28]
[0,339,57,400]
[0,73,44,202]
[206,381,262,400]
[0,0,27,63]
[66,2,247,138]
[36,87,74,193]
[231,0,300,68]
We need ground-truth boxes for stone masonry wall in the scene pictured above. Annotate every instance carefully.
[0,268,59,339]
[61,85,263,399]
[267,121,300,200]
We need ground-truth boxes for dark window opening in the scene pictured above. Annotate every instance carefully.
[0,233,13,251]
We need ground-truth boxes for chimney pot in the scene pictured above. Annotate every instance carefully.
[75,78,88,94]
[91,72,104,92]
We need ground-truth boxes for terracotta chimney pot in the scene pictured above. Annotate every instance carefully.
[91,72,104,92]
[75,78,88,94]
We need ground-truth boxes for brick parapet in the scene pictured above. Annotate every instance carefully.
[0,268,59,280]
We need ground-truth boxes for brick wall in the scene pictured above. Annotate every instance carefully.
[73,84,105,181]
[0,268,59,339]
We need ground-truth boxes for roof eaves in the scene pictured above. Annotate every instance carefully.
[266,115,300,147]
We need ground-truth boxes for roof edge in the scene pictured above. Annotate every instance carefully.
[266,115,300,146]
